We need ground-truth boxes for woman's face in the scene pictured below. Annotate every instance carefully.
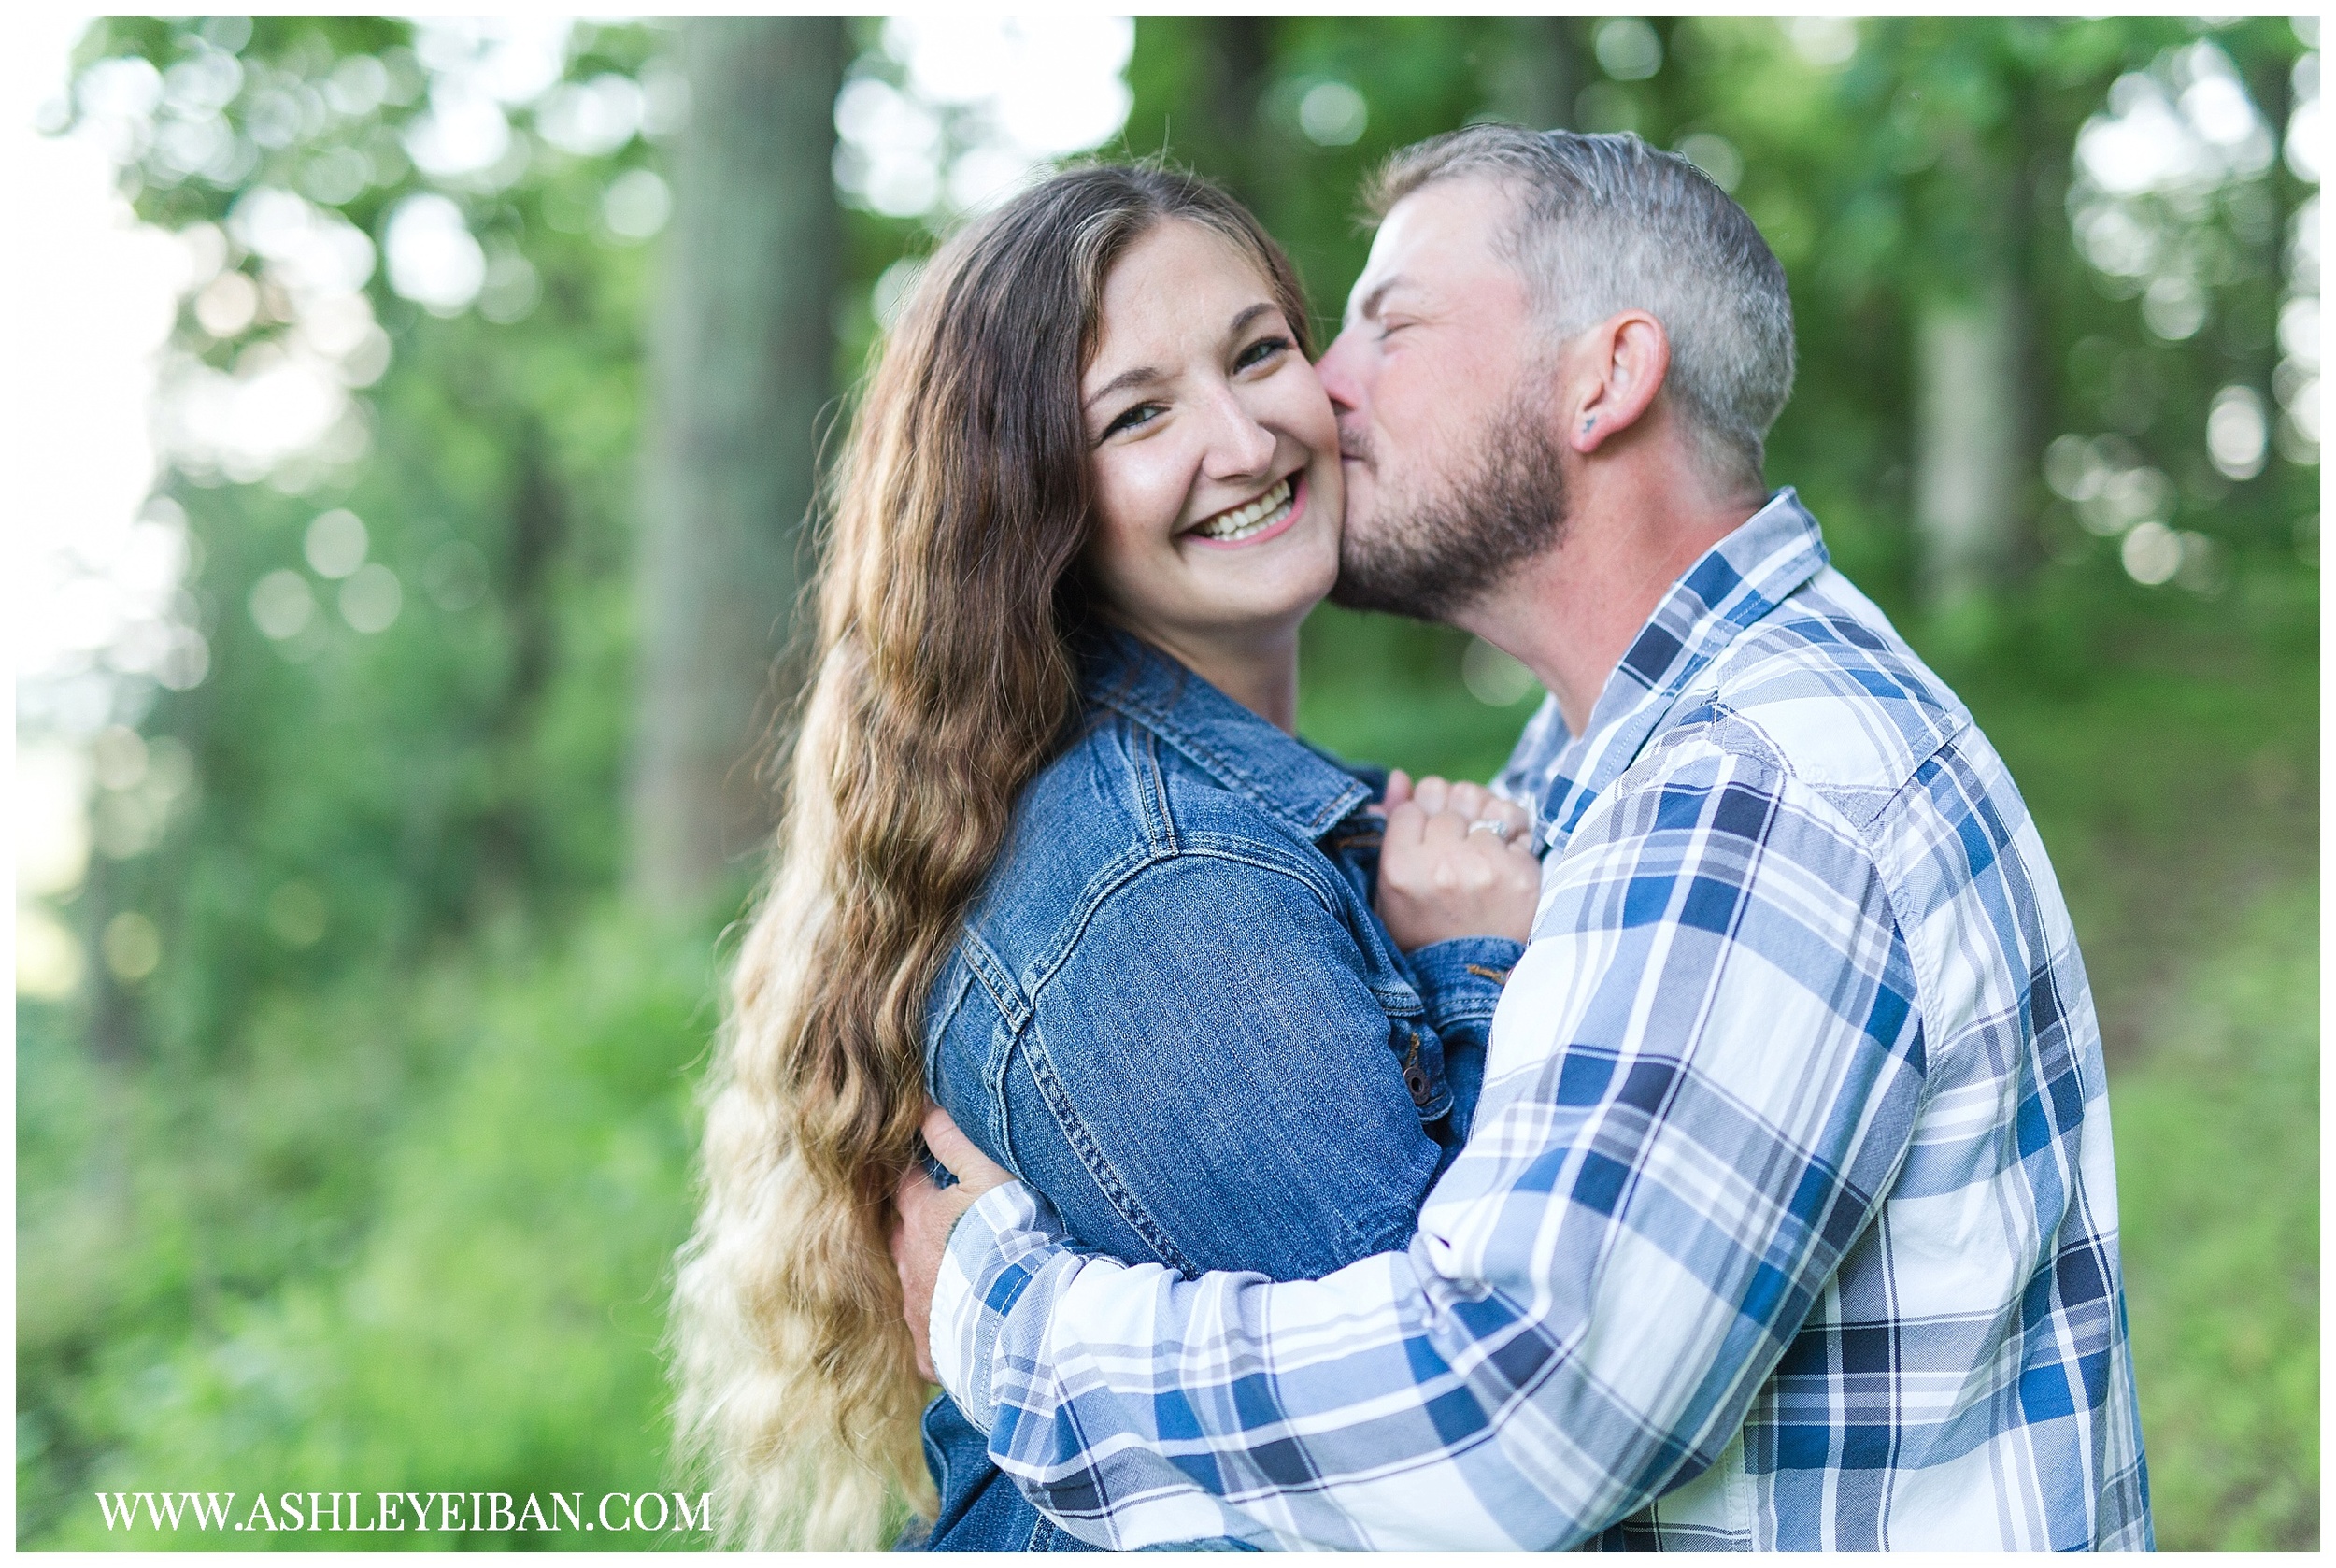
[1080,220,1343,663]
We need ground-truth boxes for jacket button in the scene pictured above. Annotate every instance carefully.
[1403,1065,1433,1105]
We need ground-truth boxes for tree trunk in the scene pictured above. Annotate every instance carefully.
[1203,17,1273,202]
[1486,16,1581,130]
[1913,279,2023,609]
[1913,61,2045,617]
[629,17,844,917]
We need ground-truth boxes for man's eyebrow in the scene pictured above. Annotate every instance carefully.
[1349,274,1409,327]
[1083,303,1280,409]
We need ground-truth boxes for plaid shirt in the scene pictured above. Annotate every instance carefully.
[931,492,2152,1551]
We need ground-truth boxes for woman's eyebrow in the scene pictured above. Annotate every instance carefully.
[1084,363,1162,408]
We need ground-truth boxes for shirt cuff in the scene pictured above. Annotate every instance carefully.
[1404,934,1525,1024]
[930,1178,1064,1434]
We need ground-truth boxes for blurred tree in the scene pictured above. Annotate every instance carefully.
[1484,16,1584,131]
[1888,22,2052,614]
[629,17,843,916]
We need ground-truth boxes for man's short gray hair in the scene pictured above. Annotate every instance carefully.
[1367,125,1795,493]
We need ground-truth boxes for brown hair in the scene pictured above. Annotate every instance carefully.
[668,164,1311,1548]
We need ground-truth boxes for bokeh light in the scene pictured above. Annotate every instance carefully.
[386,191,486,312]
[1298,82,1368,148]
[833,16,1133,221]
[338,563,403,634]
[1594,19,1663,82]
[304,507,368,577]
[2206,385,2269,479]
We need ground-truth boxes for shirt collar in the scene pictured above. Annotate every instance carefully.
[1526,488,1830,850]
[1082,629,1375,843]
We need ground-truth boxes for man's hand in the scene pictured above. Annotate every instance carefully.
[1376,775,1540,950]
[890,1105,1016,1381]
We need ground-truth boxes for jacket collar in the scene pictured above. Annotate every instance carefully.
[1528,488,1831,850]
[1082,630,1374,842]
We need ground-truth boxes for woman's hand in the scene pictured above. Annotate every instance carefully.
[1375,773,1540,950]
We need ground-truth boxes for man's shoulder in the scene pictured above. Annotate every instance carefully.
[1667,567,1974,831]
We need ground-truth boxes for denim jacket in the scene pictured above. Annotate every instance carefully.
[907,632,1524,1551]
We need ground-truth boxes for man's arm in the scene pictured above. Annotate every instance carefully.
[907,741,1930,1551]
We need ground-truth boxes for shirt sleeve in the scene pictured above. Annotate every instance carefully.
[931,740,1930,1551]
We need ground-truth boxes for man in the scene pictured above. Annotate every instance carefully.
[892,126,2151,1551]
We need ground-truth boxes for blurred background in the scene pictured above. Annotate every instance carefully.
[11,14,2317,1551]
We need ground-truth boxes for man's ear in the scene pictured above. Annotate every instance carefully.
[1566,311,1670,456]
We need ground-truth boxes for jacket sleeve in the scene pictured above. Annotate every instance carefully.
[1400,934,1524,1139]
[1002,848,1450,1284]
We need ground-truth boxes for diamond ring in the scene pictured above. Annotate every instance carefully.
[1466,818,1516,842]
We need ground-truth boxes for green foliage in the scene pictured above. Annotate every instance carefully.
[22,910,713,1550]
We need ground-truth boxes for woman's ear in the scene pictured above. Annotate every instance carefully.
[1568,310,1671,455]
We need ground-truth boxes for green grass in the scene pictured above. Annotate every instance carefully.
[2110,880,2319,1548]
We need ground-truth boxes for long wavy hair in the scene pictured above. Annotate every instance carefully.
[668,164,1313,1549]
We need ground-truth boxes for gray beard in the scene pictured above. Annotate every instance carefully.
[1330,392,1569,623]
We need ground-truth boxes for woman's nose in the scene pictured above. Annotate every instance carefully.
[1199,386,1278,479]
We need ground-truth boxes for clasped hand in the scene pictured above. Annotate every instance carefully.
[1372,770,1541,950]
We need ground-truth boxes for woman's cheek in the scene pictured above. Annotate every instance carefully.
[1109,451,1188,545]
[1271,362,1338,450]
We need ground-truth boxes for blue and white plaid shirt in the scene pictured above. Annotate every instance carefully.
[931,492,2151,1551]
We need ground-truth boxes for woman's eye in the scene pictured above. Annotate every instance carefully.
[1236,335,1291,372]
[1101,403,1162,439]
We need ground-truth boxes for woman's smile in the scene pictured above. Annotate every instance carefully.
[1185,472,1304,549]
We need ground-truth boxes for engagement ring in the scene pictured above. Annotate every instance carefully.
[1466,819,1515,842]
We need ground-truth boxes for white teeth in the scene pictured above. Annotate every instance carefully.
[1195,478,1293,541]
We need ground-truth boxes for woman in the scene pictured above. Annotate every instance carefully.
[670,165,1541,1551]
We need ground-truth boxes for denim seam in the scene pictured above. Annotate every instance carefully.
[921,962,977,1104]
[1012,847,1441,1266]
[1093,685,1372,841]
[1018,1012,1202,1277]
[958,924,1030,1033]
[1137,726,1179,859]
[1014,841,1177,1005]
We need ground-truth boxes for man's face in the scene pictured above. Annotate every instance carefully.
[1316,177,1570,621]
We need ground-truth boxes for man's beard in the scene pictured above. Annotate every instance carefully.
[1330,388,1568,623]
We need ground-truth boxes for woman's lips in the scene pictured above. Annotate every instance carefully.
[1185,471,1307,551]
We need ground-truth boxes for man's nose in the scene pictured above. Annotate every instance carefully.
[1315,326,1365,417]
